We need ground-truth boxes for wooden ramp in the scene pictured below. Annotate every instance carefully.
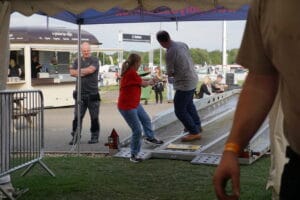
[114,89,270,165]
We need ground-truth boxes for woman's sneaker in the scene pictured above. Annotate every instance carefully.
[144,138,164,145]
[130,155,143,163]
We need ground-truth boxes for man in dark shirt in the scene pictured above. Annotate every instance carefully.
[69,42,100,145]
[31,56,42,78]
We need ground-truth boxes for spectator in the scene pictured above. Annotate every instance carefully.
[8,58,22,77]
[31,55,42,78]
[115,70,121,84]
[69,42,100,145]
[212,74,228,93]
[44,56,58,74]
[98,72,104,87]
[152,66,164,104]
[197,76,212,99]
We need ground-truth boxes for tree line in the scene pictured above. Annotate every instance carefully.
[97,48,239,67]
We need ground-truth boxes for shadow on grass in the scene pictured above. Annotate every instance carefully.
[12,155,271,200]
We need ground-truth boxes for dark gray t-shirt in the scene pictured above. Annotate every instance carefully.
[72,56,99,94]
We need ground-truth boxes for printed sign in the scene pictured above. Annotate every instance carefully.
[122,33,151,43]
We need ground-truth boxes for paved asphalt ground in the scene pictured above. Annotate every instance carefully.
[44,90,173,154]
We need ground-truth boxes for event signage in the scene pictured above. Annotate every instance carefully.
[122,33,151,43]
[9,27,99,45]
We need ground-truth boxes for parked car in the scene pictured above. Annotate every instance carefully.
[234,68,248,74]
[99,65,119,73]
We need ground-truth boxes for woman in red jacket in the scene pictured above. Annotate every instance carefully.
[118,53,163,163]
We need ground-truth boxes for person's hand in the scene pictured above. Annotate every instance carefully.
[152,76,160,83]
[148,79,155,86]
[213,151,240,200]
[221,84,228,90]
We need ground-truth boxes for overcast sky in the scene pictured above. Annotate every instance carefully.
[10,12,246,53]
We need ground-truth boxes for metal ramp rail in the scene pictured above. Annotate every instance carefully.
[115,89,270,165]
[191,120,270,165]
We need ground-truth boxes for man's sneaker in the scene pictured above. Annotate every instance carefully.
[69,137,78,145]
[69,132,81,145]
[88,138,99,144]
[184,127,203,133]
[144,138,164,145]
[130,155,143,163]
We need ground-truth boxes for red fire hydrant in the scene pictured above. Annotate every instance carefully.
[105,128,120,155]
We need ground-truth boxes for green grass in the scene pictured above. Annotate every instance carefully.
[11,156,271,200]
[99,81,199,103]
[99,84,160,103]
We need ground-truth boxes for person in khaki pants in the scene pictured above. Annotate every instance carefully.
[213,1,300,199]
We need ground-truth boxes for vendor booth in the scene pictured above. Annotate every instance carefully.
[7,27,101,107]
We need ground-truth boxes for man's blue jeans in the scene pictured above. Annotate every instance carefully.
[174,89,201,134]
[119,104,155,156]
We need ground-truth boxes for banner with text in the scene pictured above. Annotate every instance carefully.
[123,34,151,43]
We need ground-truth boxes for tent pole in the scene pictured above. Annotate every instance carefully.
[0,1,10,91]
[149,33,153,69]
[159,22,162,68]
[75,23,82,156]
[222,20,227,74]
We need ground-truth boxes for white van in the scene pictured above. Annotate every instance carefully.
[99,65,119,73]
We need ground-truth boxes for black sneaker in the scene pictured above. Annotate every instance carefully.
[70,131,75,137]
[69,137,77,145]
[69,135,81,145]
[144,138,164,145]
[130,155,143,163]
[88,138,99,144]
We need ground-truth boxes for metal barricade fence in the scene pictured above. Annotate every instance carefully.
[0,90,54,196]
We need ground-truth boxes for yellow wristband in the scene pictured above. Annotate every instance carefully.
[224,142,241,155]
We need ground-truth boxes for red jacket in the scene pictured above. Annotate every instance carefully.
[117,68,141,110]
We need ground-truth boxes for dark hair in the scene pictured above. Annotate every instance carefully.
[156,30,170,43]
[217,74,223,78]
